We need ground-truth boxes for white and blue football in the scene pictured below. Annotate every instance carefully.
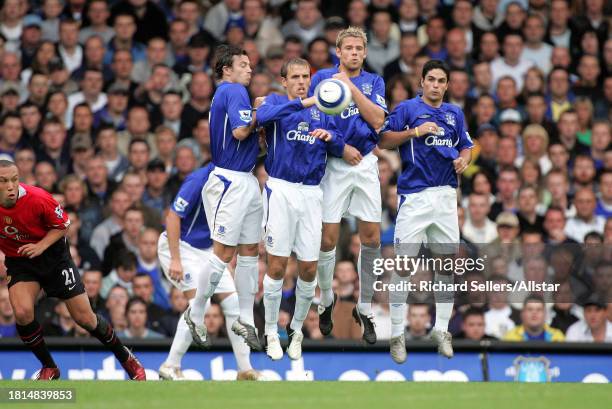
[314,78,352,115]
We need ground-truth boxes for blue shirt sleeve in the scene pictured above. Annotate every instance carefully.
[171,177,201,219]
[372,75,388,114]
[226,85,253,130]
[257,96,304,125]
[381,102,408,133]
[455,108,474,151]
[308,71,322,97]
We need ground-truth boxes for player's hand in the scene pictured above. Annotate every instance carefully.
[343,144,362,166]
[310,129,332,142]
[169,258,184,282]
[301,96,317,108]
[253,96,266,108]
[453,157,468,174]
[17,242,48,259]
[332,72,351,86]
[416,122,439,137]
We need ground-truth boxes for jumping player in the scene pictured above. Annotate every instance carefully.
[184,45,263,351]
[308,26,387,344]
[0,160,145,380]
[380,60,473,363]
[256,58,344,360]
[157,162,264,380]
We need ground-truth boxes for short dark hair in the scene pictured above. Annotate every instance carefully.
[0,112,21,125]
[281,58,310,78]
[214,45,247,80]
[463,307,485,321]
[116,249,137,270]
[125,296,147,315]
[421,59,450,80]
[523,294,545,307]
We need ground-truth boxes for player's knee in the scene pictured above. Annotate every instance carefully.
[359,232,380,248]
[12,304,35,324]
[238,243,258,257]
[320,235,337,252]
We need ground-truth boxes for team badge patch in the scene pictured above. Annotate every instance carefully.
[444,113,456,127]
[4,216,11,224]
[54,205,64,219]
[239,110,252,122]
[376,94,387,108]
[217,225,226,235]
[311,108,320,120]
[267,235,274,246]
[361,83,372,95]
[174,197,189,212]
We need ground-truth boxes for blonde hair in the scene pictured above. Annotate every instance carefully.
[336,26,368,49]
[522,124,549,156]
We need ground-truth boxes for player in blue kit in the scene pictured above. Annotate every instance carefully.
[255,58,344,360]
[380,60,473,363]
[157,163,264,380]
[184,45,263,351]
[308,27,388,344]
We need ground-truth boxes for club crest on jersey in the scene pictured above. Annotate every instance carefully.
[239,110,252,122]
[444,113,456,127]
[311,108,320,121]
[54,205,63,219]
[217,225,226,235]
[184,273,191,282]
[4,216,11,224]
[174,197,189,212]
[361,83,372,95]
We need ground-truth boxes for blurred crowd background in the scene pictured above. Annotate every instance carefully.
[0,0,611,345]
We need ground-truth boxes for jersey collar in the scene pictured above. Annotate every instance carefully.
[17,185,26,200]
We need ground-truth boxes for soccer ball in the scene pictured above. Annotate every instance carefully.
[314,79,352,115]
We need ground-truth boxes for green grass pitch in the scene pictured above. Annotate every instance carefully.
[0,381,610,409]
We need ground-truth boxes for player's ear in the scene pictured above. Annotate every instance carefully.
[335,47,341,60]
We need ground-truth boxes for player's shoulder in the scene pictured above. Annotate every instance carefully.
[360,69,384,83]
[218,81,246,95]
[263,92,285,104]
[20,184,52,200]
[440,102,463,114]
[312,67,338,80]
[394,97,419,111]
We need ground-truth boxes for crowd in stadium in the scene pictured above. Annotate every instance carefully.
[0,0,610,345]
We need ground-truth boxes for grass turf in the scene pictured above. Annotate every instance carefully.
[0,381,609,409]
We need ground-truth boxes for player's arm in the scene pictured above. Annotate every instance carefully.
[229,85,258,141]
[165,210,184,282]
[453,148,472,174]
[232,120,257,141]
[379,122,440,149]
[333,72,386,130]
[17,228,67,258]
[452,111,474,174]
[256,96,307,125]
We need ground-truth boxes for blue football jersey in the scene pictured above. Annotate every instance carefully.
[208,82,259,172]
[382,96,474,194]
[169,163,214,249]
[257,94,344,185]
[308,67,387,156]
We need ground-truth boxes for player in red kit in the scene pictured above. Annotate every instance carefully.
[0,160,146,381]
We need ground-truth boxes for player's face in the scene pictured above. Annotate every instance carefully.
[0,165,20,208]
[282,64,311,99]
[421,68,448,104]
[336,36,366,72]
[228,54,252,86]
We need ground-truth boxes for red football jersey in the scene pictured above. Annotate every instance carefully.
[0,184,70,257]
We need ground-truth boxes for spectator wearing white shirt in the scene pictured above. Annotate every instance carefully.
[565,188,606,243]
[521,14,553,75]
[490,33,533,92]
[566,298,612,342]
[462,193,499,243]
[67,68,107,128]
[58,19,83,73]
[485,275,520,338]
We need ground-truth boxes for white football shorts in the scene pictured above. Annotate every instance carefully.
[202,166,263,246]
[394,186,460,256]
[262,177,323,262]
[320,152,382,223]
[158,232,236,293]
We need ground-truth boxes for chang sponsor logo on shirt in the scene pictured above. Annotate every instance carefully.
[340,102,360,119]
[424,127,454,147]
[286,122,316,144]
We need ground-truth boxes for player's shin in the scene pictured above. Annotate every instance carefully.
[190,254,227,323]
[86,313,130,362]
[433,272,454,332]
[166,299,195,367]
[17,320,57,369]
[221,294,252,371]
[390,271,409,338]
[316,248,336,308]
[357,245,380,315]
[234,255,259,326]
[263,274,283,336]
[291,277,317,333]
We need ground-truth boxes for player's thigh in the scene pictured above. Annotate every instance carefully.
[159,240,206,292]
[394,193,431,256]
[428,188,460,255]
[42,256,85,301]
[263,183,296,259]
[348,155,382,223]
[238,175,264,246]
[295,188,323,263]
[321,159,353,223]
[7,279,40,323]
[205,172,247,246]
